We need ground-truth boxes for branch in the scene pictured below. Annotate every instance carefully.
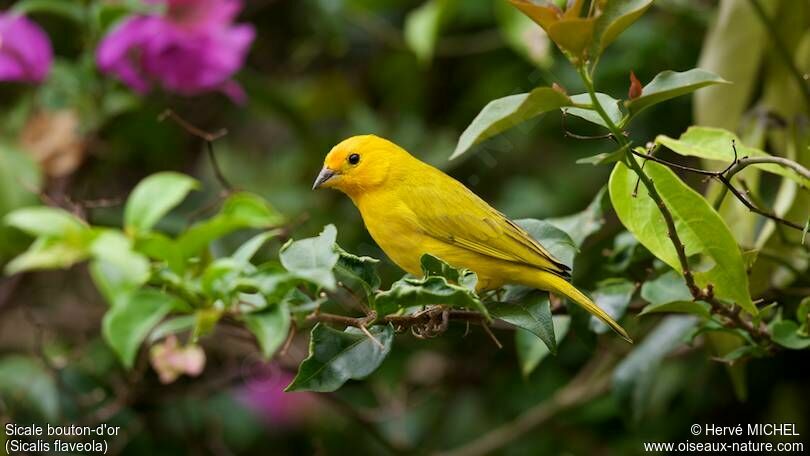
[158,109,233,191]
[631,144,808,232]
[576,68,774,345]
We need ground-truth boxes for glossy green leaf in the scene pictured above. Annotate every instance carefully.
[590,0,653,55]
[420,253,477,290]
[243,303,291,359]
[279,224,339,290]
[546,187,607,247]
[102,289,183,368]
[0,356,60,420]
[452,87,572,159]
[797,297,810,335]
[656,127,810,188]
[613,316,695,421]
[124,172,199,234]
[609,159,755,314]
[515,315,570,377]
[589,279,634,334]
[492,293,556,353]
[566,93,624,129]
[4,206,87,238]
[335,246,381,300]
[770,320,810,350]
[177,192,283,258]
[626,69,728,117]
[514,218,577,267]
[286,324,394,392]
[375,275,486,318]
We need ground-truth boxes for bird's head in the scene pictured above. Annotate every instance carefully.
[312,135,408,196]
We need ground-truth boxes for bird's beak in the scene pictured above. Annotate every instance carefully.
[312,167,337,190]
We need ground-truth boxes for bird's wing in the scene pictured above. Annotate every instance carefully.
[405,173,570,276]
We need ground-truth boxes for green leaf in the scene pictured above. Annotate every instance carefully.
[335,246,381,300]
[286,324,394,392]
[89,230,150,307]
[420,253,477,290]
[102,289,182,368]
[149,315,196,343]
[135,232,184,273]
[609,159,755,314]
[546,187,607,247]
[589,279,634,334]
[5,238,89,274]
[656,127,810,188]
[515,315,570,377]
[233,230,280,263]
[514,219,577,267]
[451,87,572,159]
[590,0,653,55]
[243,303,291,359]
[12,0,86,23]
[639,301,711,319]
[404,0,453,64]
[0,355,60,420]
[626,69,729,117]
[124,172,199,234]
[576,147,626,166]
[613,316,695,421]
[492,293,556,353]
[4,206,87,238]
[279,224,339,290]
[177,192,283,258]
[566,93,624,129]
[375,276,487,318]
[640,270,692,304]
[770,320,810,350]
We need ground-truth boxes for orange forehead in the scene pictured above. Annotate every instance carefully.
[324,135,379,169]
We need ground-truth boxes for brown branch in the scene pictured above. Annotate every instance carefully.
[632,142,807,232]
[158,109,233,191]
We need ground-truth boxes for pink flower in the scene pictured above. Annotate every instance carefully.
[0,12,53,83]
[149,336,206,384]
[96,0,254,103]
[235,365,320,428]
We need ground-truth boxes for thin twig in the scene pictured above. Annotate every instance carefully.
[158,109,233,190]
[632,142,807,232]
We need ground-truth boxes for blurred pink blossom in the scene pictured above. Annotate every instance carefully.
[149,336,206,384]
[96,0,254,103]
[235,365,320,428]
[0,12,52,83]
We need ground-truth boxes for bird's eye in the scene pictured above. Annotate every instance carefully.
[348,153,360,165]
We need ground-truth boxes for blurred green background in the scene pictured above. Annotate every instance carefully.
[1,0,808,454]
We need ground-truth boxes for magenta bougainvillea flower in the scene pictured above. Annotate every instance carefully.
[0,12,53,83]
[96,0,255,103]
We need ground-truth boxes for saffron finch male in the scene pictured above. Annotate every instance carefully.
[313,135,631,342]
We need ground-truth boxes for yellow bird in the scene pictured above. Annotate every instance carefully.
[313,135,631,343]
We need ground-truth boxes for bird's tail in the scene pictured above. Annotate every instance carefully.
[531,271,633,343]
